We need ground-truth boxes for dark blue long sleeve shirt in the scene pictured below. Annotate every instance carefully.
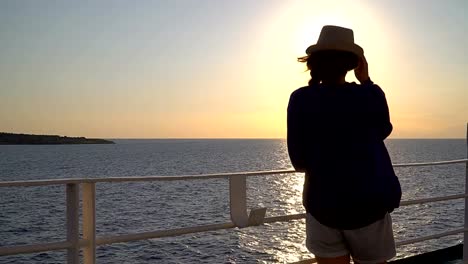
[287,82,401,229]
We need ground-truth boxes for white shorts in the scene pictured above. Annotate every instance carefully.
[306,213,396,264]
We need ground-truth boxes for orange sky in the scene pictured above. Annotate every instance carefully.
[0,0,467,138]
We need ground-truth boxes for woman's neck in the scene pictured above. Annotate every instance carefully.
[321,76,346,85]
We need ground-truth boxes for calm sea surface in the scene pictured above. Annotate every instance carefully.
[0,139,466,263]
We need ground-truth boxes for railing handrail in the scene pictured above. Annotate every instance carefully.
[1,158,467,187]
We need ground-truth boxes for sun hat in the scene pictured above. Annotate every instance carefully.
[305,25,363,59]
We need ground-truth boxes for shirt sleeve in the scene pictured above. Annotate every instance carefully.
[287,90,307,172]
[368,84,393,140]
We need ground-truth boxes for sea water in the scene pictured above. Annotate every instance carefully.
[0,139,466,263]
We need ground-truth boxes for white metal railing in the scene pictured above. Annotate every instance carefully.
[0,159,467,263]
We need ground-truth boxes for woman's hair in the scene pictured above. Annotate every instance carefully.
[298,50,359,86]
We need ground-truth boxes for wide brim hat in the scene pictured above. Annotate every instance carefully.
[305,25,364,59]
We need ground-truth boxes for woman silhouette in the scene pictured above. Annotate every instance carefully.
[287,25,401,264]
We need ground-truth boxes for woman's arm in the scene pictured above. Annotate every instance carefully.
[355,56,393,140]
[287,90,307,172]
[368,84,393,140]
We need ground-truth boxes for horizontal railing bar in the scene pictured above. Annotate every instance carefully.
[0,170,296,187]
[400,193,468,206]
[93,169,295,183]
[0,241,71,256]
[396,227,468,246]
[264,213,306,223]
[98,221,468,251]
[1,158,467,187]
[0,179,90,187]
[393,159,468,168]
[96,222,236,245]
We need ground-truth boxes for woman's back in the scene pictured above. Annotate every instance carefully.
[287,82,400,229]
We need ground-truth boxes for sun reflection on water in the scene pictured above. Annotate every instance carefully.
[239,171,315,263]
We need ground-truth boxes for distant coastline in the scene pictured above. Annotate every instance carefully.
[0,132,114,145]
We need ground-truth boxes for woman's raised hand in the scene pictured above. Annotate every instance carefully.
[354,55,370,84]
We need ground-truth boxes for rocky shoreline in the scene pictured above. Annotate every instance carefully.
[0,132,114,145]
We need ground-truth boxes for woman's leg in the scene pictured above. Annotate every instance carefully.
[344,214,396,263]
[316,254,350,264]
[306,213,350,262]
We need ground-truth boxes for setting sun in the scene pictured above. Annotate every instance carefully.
[0,0,466,138]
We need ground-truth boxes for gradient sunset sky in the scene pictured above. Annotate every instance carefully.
[1,0,467,138]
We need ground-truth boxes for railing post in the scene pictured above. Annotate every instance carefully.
[229,175,266,228]
[229,175,249,227]
[82,183,96,264]
[464,123,468,261]
[66,183,80,264]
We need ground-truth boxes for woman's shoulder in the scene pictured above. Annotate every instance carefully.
[288,86,313,109]
[290,85,324,99]
[290,86,310,97]
[347,82,386,97]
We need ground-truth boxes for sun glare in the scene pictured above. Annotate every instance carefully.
[287,1,355,53]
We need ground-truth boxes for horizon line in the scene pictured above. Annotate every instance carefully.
[107,137,465,140]
[1,132,465,140]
